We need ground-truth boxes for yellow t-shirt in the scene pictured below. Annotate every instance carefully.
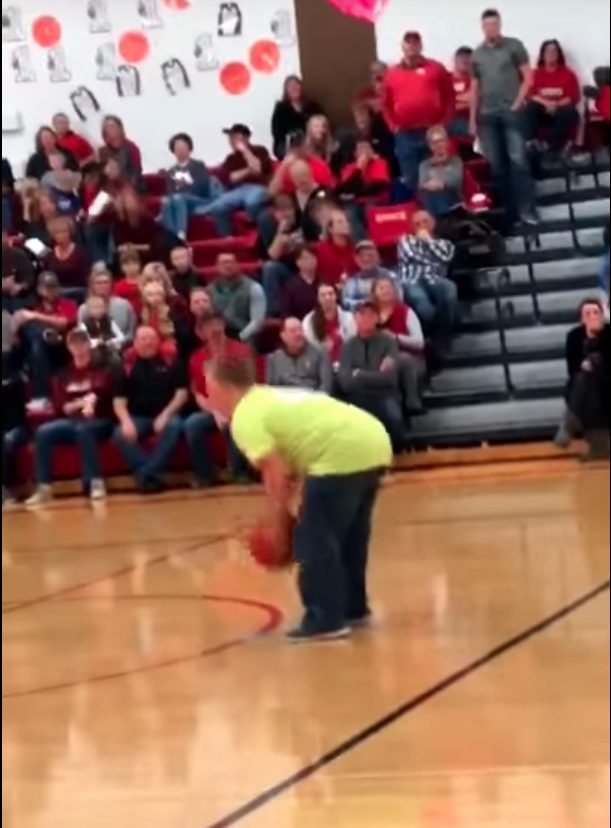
[231,386,393,476]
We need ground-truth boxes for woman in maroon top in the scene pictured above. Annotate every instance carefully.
[110,191,167,266]
[314,209,359,287]
[45,216,90,299]
[303,283,356,365]
[526,40,581,151]
[26,329,114,506]
[99,116,143,188]
[373,276,426,412]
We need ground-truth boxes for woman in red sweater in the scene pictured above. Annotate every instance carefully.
[526,40,581,151]
[45,216,90,300]
[373,275,426,412]
[314,209,359,287]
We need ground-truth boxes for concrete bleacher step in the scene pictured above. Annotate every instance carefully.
[504,324,571,361]
[445,331,502,368]
[537,174,611,200]
[411,397,565,447]
[539,199,611,224]
[538,288,600,322]
[510,360,567,398]
[425,364,508,408]
[506,227,605,259]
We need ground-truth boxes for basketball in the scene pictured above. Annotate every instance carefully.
[244,507,296,570]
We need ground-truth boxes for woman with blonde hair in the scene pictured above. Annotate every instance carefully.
[138,280,177,361]
[304,114,336,165]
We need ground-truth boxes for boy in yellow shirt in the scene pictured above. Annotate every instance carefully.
[205,357,392,643]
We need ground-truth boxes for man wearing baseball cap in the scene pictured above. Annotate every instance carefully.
[382,31,455,194]
[195,123,273,235]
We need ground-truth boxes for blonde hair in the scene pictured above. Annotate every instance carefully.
[140,261,176,297]
[140,280,175,339]
[304,114,335,163]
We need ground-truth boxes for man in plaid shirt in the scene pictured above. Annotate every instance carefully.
[398,210,458,342]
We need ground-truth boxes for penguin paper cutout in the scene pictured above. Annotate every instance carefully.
[217,3,242,37]
[87,0,111,34]
[194,33,218,72]
[2,6,25,41]
[116,64,142,97]
[161,59,191,96]
[271,9,295,47]
[11,45,36,83]
[70,86,101,122]
[47,46,72,83]
[95,43,116,80]
[137,0,163,29]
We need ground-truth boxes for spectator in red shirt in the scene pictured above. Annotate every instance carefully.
[114,246,143,313]
[99,116,143,189]
[197,124,273,235]
[269,141,335,198]
[25,126,78,181]
[25,329,114,507]
[184,312,253,486]
[315,209,359,287]
[383,31,455,193]
[526,40,581,151]
[303,283,356,365]
[52,113,95,167]
[338,138,391,238]
[13,271,77,409]
[358,60,388,113]
[44,217,90,300]
[279,245,321,320]
[336,101,397,177]
[451,47,474,137]
[597,85,610,123]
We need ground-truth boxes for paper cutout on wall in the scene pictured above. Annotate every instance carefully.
[218,3,242,37]
[161,58,191,95]
[2,6,25,42]
[87,0,112,34]
[219,61,250,95]
[249,39,280,74]
[70,85,101,121]
[194,33,218,72]
[325,0,390,23]
[118,30,150,63]
[32,14,62,47]
[163,0,190,8]
[116,64,142,96]
[270,9,295,47]
[95,43,116,79]
[47,46,71,82]
[137,0,163,29]
[11,45,36,83]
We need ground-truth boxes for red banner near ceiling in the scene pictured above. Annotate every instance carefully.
[325,0,390,23]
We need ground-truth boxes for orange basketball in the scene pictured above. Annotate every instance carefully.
[244,509,296,570]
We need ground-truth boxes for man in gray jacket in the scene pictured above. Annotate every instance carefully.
[267,317,334,394]
[338,300,407,450]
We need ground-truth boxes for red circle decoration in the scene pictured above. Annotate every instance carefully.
[118,30,150,64]
[249,40,281,75]
[219,61,251,96]
[32,15,62,48]
[163,0,191,7]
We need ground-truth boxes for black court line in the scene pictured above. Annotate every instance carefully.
[203,578,610,828]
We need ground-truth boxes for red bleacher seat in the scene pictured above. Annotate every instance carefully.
[191,232,259,267]
[366,202,417,250]
[142,173,167,196]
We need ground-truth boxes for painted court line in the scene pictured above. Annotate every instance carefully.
[202,579,611,828]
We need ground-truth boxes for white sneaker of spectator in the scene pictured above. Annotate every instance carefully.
[26,398,53,415]
[90,480,107,501]
[25,485,52,508]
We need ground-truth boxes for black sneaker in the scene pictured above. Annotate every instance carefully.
[285,625,351,644]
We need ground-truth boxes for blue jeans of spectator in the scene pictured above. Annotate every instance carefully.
[294,469,383,633]
[524,102,579,151]
[395,129,428,195]
[20,321,56,399]
[343,392,406,452]
[33,418,113,488]
[113,415,183,486]
[198,184,269,237]
[183,411,250,483]
[477,110,537,220]
[404,278,458,340]
[84,222,113,265]
[160,193,213,238]
[262,261,294,316]
[2,195,12,233]
[2,427,27,490]
[419,188,462,218]
[448,115,471,138]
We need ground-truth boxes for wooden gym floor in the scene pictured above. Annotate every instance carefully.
[2,462,610,828]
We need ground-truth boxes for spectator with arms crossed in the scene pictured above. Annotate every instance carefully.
[267,317,334,393]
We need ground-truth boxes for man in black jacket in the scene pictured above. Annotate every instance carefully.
[2,311,28,505]
[556,299,610,461]
[2,232,35,313]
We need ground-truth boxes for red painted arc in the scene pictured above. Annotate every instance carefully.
[3,594,284,700]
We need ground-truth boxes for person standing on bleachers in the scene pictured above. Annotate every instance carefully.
[470,9,538,226]
[556,299,610,462]
[382,31,455,196]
